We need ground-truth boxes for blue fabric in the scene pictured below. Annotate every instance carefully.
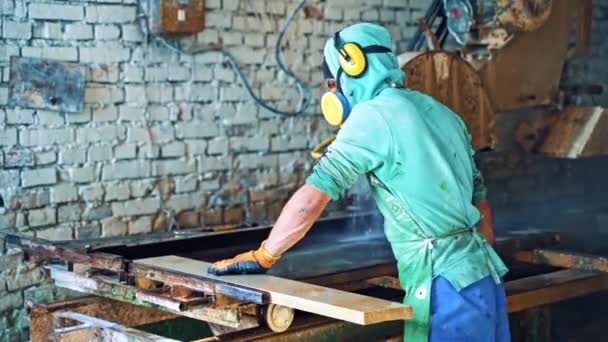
[430,276,510,342]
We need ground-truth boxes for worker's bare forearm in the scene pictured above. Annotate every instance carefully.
[264,184,332,256]
[476,198,495,245]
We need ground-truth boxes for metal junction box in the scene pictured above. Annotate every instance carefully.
[145,0,205,35]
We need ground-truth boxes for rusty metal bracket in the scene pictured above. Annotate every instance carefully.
[417,17,440,50]
[4,233,125,272]
[131,263,267,304]
[54,311,178,342]
[29,296,177,342]
[49,265,259,329]
[567,0,593,60]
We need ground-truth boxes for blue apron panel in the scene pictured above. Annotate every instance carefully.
[429,276,510,342]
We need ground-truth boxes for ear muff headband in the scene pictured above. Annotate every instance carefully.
[362,45,392,53]
[335,68,344,93]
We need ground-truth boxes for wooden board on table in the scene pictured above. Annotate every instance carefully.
[134,255,412,325]
[505,269,608,313]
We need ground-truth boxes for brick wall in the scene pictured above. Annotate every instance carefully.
[0,0,427,339]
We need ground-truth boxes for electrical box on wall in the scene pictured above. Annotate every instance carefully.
[162,0,205,34]
[144,0,205,35]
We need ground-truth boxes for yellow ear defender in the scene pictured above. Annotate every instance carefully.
[318,31,393,129]
[324,31,394,120]
[321,90,350,127]
[314,31,395,160]
[338,42,368,77]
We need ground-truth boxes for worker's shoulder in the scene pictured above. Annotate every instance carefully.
[350,91,407,121]
[363,88,445,116]
[347,99,392,129]
[380,89,466,128]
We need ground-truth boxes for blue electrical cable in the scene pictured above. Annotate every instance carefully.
[139,0,313,117]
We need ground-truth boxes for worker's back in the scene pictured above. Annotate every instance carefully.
[306,22,506,294]
[367,87,480,243]
[343,85,509,294]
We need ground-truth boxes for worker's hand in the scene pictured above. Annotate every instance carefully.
[208,241,280,276]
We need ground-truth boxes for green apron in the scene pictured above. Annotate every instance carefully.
[369,174,506,341]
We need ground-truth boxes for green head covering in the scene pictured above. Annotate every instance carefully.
[323,23,405,108]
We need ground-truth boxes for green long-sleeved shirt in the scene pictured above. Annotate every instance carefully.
[313,23,507,341]
[307,88,508,341]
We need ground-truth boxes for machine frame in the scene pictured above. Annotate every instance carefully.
[4,213,608,341]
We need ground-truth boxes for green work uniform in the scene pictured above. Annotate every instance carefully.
[307,23,508,341]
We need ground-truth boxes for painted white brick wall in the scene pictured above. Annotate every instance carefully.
[79,184,105,202]
[28,3,84,21]
[50,184,79,204]
[64,166,96,183]
[28,207,56,227]
[3,21,32,39]
[128,215,153,234]
[33,22,62,39]
[21,168,57,188]
[58,147,87,165]
[95,25,121,40]
[79,45,130,63]
[112,198,161,217]
[85,5,136,24]
[102,160,151,180]
[64,24,93,40]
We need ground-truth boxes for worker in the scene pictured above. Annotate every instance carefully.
[209,23,510,342]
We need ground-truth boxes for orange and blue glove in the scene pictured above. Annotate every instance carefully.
[207,241,280,275]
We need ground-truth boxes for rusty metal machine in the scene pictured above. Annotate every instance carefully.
[314,0,604,158]
[400,0,605,157]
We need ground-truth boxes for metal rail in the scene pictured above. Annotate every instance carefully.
[32,258,608,341]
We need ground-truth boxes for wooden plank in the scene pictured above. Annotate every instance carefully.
[505,269,608,313]
[134,255,413,325]
[301,268,608,314]
[538,107,608,158]
[513,249,608,273]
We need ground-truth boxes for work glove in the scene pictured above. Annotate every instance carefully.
[208,241,280,275]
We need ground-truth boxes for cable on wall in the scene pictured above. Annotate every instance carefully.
[137,0,313,117]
